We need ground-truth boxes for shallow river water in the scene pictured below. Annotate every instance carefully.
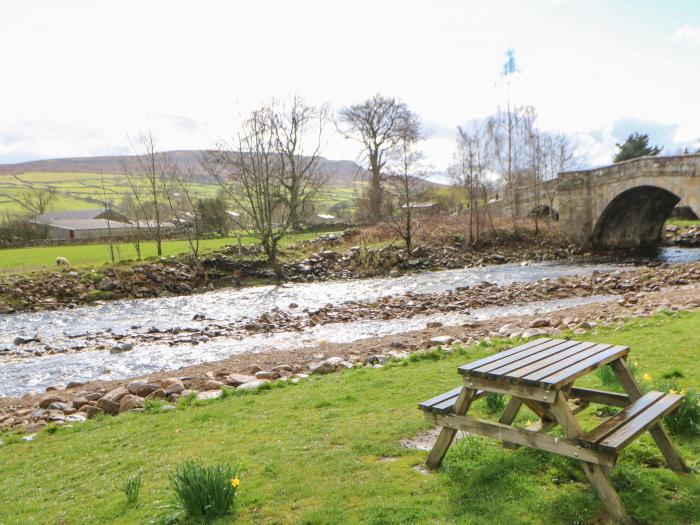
[1,247,698,397]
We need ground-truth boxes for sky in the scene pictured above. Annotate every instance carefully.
[0,0,699,171]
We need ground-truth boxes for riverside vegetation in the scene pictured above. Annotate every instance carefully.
[0,310,699,524]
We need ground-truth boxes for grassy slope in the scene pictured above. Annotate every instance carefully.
[0,232,328,272]
[1,312,699,524]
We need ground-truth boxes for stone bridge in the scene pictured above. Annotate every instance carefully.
[511,154,700,249]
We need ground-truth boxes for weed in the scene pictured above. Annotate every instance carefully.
[121,473,143,504]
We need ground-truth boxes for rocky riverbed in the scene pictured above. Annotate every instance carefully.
[0,232,577,314]
[1,284,698,435]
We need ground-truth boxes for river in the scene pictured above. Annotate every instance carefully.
[1,246,698,397]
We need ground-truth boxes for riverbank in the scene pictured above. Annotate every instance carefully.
[0,229,577,314]
[2,282,698,433]
[1,309,698,524]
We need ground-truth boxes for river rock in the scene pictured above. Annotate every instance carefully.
[85,405,104,419]
[529,318,551,328]
[225,373,258,386]
[426,321,443,328]
[204,379,224,390]
[255,370,279,380]
[72,397,91,410]
[96,398,119,415]
[164,380,185,396]
[236,379,269,390]
[242,364,263,375]
[97,277,116,291]
[197,390,223,401]
[135,383,161,397]
[38,395,63,409]
[119,395,143,412]
[127,380,148,394]
[145,389,166,400]
[498,323,520,337]
[110,342,134,354]
[13,335,36,345]
[430,335,455,346]
[521,328,547,339]
[309,360,336,374]
[47,402,73,412]
[102,386,129,403]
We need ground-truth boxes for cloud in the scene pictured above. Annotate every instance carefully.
[672,25,700,46]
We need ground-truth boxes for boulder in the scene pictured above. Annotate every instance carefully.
[429,335,455,346]
[96,398,119,415]
[242,364,263,375]
[309,361,335,374]
[97,277,116,291]
[225,373,258,387]
[528,318,551,328]
[126,380,148,395]
[110,342,134,354]
[72,397,91,410]
[521,328,547,339]
[102,386,129,403]
[47,402,73,412]
[426,321,443,329]
[145,389,166,401]
[498,323,520,337]
[38,395,63,409]
[236,379,269,390]
[204,379,224,390]
[119,394,143,413]
[85,405,104,419]
[255,371,279,380]
[135,383,161,397]
[164,380,185,396]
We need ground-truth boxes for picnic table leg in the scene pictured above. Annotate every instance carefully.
[549,394,632,525]
[499,397,523,449]
[426,387,476,468]
[611,358,690,473]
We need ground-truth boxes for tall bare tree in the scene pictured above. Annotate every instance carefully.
[384,115,424,255]
[453,120,490,243]
[486,104,531,228]
[121,130,170,256]
[540,131,581,225]
[338,94,419,222]
[204,98,326,279]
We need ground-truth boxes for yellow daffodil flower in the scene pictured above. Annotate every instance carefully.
[680,390,686,396]
[642,373,652,382]
[231,477,240,489]
[669,389,677,395]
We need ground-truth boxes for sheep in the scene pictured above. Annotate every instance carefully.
[56,256,71,268]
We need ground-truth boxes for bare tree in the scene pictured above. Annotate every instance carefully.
[453,120,491,243]
[384,115,424,255]
[98,172,116,263]
[121,130,170,256]
[204,99,326,279]
[486,104,531,228]
[338,94,419,222]
[119,193,143,259]
[540,132,582,226]
[273,96,329,230]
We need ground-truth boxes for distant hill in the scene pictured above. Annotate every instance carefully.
[0,150,369,188]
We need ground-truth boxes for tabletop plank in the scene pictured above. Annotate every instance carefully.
[521,343,617,383]
[490,341,596,379]
[468,339,569,376]
[502,342,605,381]
[538,345,629,388]
[458,337,554,375]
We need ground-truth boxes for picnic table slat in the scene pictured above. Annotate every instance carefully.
[598,394,684,452]
[580,391,664,445]
[538,345,630,388]
[493,340,597,379]
[469,338,570,375]
[418,386,463,411]
[457,337,553,375]
[521,343,621,384]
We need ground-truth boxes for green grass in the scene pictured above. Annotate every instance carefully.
[1,311,698,523]
[0,232,328,272]
[666,219,700,227]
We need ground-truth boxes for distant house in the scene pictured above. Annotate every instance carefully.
[33,208,130,224]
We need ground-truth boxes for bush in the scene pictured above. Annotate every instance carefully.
[167,460,239,522]
[484,392,507,414]
[662,387,700,436]
[121,473,143,504]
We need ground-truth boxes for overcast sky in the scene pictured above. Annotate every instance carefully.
[0,0,698,170]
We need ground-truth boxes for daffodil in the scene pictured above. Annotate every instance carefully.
[231,477,240,489]
[669,389,677,395]
[642,373,652,382]
[680,390,687,396]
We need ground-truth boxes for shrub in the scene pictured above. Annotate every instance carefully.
[662,387,700,436]
[121,473,143,504]
[167,460,239,522]
[484,392,507,414]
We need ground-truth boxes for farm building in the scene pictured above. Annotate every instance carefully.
[29,208,176,240]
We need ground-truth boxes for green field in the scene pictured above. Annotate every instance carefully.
[0,171,359,216]
[0,232,328,272]
[1,311,698,524]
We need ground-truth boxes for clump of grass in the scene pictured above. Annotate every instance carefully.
[166,460,239,522]
[143,399,167,413]
[484,392,507,414]
[661,386,700,436]
[121,473,143,504]
[596,364,619,388]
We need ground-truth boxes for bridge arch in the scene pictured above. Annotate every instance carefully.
[591,185,680,250]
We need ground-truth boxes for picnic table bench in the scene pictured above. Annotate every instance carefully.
[419,338,690,524]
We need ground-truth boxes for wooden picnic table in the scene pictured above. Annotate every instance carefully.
[419,338,690,524]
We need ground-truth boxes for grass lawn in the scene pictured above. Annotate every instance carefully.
[0,311,698,524]
[666,219,700,228]
[0,232,329,272]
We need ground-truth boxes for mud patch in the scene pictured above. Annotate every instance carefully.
[401,428,470,451]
